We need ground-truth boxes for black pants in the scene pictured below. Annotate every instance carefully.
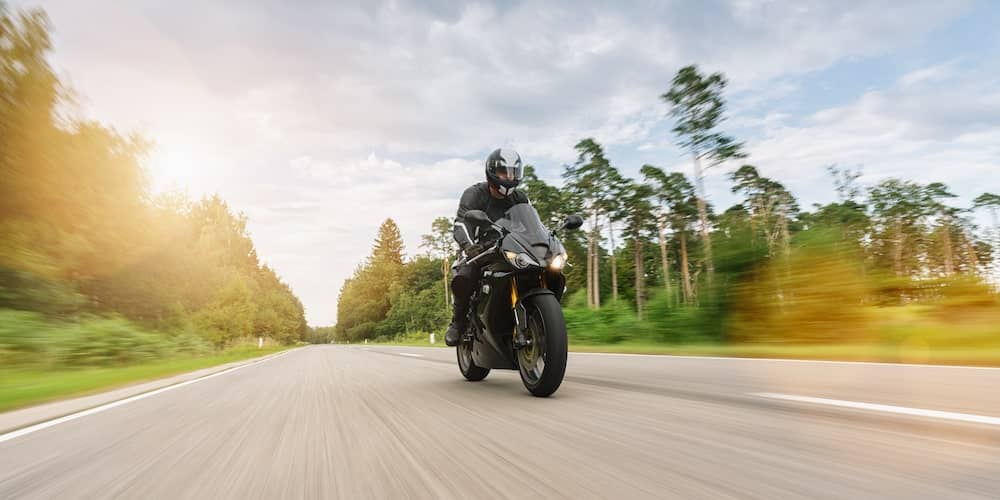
[450,261,482,324]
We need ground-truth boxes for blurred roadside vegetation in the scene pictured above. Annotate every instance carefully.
[0,5,307,380]
[323,66,1000,362]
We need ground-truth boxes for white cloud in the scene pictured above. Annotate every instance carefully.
[238,153,479,325]
[741,62,1000,205]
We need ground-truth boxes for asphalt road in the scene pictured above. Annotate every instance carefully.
[3,345,1000,499]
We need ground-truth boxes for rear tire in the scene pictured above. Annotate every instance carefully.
[457,339,490,381]
[517,294,568,397]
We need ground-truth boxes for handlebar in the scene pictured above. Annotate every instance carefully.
[456,239,501,267]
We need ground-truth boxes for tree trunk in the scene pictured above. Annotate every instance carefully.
[942,217,954,276]
[680,230,693,304]
[594,235,601,308]
[658,219,670,305]
[609,219,618,301]
[893,218,904,277]
[964,235,978,275]
[589,209,601,308]
[586,225,594,308]
[635,233,644,320]
[780,210,791,258]
[692,153,714,281]
[992,209,1000,284]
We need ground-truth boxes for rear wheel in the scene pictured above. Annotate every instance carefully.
[517,294,568,397]
[457,334,490,381]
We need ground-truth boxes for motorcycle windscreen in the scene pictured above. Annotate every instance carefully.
[497,204,550,240]
[498,204,553,262]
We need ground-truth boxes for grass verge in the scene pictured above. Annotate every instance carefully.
[0,345,289,413]
[568,342,1000,366]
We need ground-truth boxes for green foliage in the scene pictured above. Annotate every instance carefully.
[564,294,645,344]
[0,310,213,368]
[0,310,52,364]
[61,317,171,366]
[334,224,449,342]
[0,268,84,317]
[306,325,337,344]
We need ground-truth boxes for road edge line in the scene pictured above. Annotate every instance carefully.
[0,348,299,444]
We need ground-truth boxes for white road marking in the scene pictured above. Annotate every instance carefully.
[571,351,1000,370]
[398,353,423,358]
[754,392,1000,426]
[0,350,295,444]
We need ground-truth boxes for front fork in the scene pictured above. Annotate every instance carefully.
[511,277,531,349]
[513,303,530,348]
[512,271,565,349]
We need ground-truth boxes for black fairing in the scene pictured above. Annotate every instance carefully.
[468,204,569,370]
[497,204,566,266]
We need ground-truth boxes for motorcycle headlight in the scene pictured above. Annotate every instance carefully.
[549,253,567,271]
[504,250,537,269]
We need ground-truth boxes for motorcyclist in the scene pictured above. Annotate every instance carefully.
[445,148,529,346]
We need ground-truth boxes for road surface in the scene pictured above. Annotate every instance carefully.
[3,345,1000,499]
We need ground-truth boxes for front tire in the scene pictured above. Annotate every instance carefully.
[517,294,568,397]
[457,338,490,381]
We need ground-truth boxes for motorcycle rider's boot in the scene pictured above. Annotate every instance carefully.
[446,284,473,347]
[445,320,466,347]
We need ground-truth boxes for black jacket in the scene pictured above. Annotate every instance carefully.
[453,182,529,250]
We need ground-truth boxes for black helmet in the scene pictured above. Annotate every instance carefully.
[485,148,524,197]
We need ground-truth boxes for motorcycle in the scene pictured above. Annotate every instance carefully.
[453,205,583,397]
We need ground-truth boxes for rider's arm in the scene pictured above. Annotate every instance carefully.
[453,186,479,251]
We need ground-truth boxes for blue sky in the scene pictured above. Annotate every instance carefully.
[13,0,1000,325]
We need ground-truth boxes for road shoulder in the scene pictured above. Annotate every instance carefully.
[0,348,298,434]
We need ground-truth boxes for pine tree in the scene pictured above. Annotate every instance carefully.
[662,65,746,282]
[371,218,405,268]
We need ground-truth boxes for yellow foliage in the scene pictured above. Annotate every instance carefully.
[729,246,873,343]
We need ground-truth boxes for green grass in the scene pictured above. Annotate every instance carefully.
[0,345,289,413]
[370,330,448,348]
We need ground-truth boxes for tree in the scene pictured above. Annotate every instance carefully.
[0,5,308,349]
[619,181,657,318]
[642,166,698,304]
[420,217,454,312]
[828,164,863,202]
[662,65,746,281]
[523,165,586,295]
[601,167,628,302]
[868,179,931,277]
[640,165,672,301]
[925,182,960,276]
[523,165,573,228]
[729,165,798,258]
[973,193,1000,281]
[564,138,617,308]
[335,220,406,340]
[371,218,405,268]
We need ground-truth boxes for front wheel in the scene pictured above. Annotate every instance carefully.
[457,338,490,381]
[517,294,568,397]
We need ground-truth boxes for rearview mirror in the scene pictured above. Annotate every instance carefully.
[464,209,492,226]
[561,215,584,231]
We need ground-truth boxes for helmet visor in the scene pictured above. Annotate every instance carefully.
[493,164,523,184]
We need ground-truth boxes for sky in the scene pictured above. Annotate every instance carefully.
[12,0,1000,325]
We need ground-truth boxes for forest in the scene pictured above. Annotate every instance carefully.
[329,67,1000,351]
[1,7,307,369]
